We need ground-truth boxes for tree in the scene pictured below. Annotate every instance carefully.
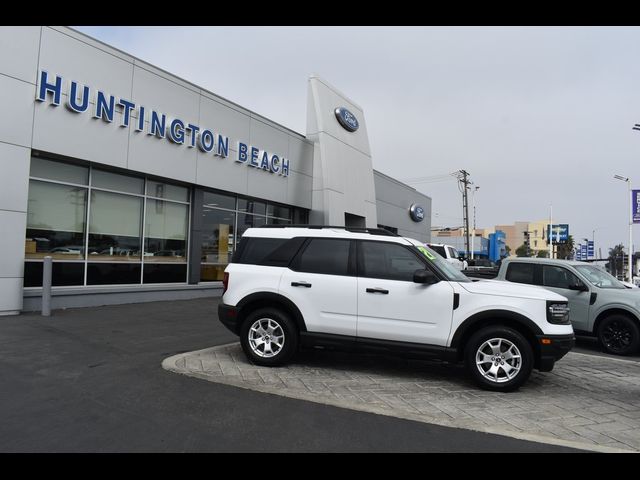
[609,244,625,259]
[556,235,575,260]
[536,250,549,258]
[515,243,530,257]
[608,244,626,278]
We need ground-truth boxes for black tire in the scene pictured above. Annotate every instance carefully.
[239,307,298,367]
[464,326,533,392]
[597,314,640,356]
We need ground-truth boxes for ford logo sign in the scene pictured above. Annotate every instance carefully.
[334,107,359,132]
[409,204,425,222]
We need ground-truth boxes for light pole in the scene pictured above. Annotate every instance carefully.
[592,227,603,259]
[613,174,632,282]
[471,186,479,260]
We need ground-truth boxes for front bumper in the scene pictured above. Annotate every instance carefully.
[536,333,575,372]
[218,303,239,335]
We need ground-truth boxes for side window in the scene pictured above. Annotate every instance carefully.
[430,245,446,257]
[505,263,535,284]
[296,238,351,276]
[360,241,425,282]
[234,237,304,266]
[543,265,581,289]
[447,247,458,258]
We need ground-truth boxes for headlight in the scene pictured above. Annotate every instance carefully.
[547,301,571,325]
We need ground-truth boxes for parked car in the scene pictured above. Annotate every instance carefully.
[218,226,574,392]
[426,243,468,271]
[496,257,640,355]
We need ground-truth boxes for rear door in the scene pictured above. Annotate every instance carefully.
[356,240,455,346]
[279,238,357,336]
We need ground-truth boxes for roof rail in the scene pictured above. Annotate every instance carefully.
[256,224,400,237]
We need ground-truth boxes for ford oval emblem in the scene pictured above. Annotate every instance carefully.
[409,204,425,222]
[334,107,359,132]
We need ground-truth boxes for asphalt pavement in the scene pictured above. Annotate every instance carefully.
[0,297,585,452]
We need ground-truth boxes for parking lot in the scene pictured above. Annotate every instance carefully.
[3,297,640,452]
[164,335,640,453]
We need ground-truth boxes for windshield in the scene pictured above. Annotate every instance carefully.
[574,265,626,289]
[415,245,470,282]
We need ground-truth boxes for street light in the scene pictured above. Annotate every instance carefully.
[613,174,632,282]
[471,186,479,260]
[592,227,603,259]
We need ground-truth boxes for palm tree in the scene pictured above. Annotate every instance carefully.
[556,235,575,259]
[608,244,626,278]
[609,244,625,259]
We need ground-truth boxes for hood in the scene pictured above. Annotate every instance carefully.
[595,286,640,307]
[459,279,568,302]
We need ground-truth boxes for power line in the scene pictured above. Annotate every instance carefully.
[400,171,460,185]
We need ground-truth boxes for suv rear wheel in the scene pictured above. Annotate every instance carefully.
[597,314,640,356]
[240,307,299,366]
[465,326,533,392]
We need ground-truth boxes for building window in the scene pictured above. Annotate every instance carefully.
[88,190,143,262]
[199,191,297,282]
[24,156,190,287]
[26,180,87,261]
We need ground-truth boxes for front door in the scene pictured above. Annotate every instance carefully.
[356,240,455,346]
[541,264,591,331]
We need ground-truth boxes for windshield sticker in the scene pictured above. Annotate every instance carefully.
[418,246,436,260]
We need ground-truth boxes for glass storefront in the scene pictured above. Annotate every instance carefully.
[199,192,294,281]
[24,155,304,287]
[25,156,190,287]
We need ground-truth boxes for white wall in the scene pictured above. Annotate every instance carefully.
[0,26,41,315]
[306,76,377,227]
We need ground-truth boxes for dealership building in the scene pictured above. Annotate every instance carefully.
[0,26,431,315]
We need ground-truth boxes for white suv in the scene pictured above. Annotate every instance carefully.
[219,226,574,392]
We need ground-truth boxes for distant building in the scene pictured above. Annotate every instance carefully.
[494,222,529,255]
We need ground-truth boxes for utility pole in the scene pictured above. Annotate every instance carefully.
[457,170,471,259]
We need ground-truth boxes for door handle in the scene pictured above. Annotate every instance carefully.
[291,281,312,288]
[366,287,389,294]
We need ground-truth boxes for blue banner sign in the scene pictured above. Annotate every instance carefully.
[633,190,640,224]
[547,224,569,243]
[587,240,594,258]
[581,244,587,260]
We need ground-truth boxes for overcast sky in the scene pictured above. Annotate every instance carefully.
[75,26,640,257]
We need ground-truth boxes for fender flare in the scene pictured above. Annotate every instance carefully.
[236,292,307,332]
[450,309,543,349]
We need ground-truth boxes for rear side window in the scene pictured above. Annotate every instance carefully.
[233,237,305,267]
[294,238,351,276]
[505,262,535,284]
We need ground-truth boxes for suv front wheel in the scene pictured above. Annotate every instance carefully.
[597,314,640,356]
[465,326,533,392]
[240,307,299,367]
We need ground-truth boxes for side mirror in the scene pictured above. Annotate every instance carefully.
[413,269,439,285]
[458,255,466,261]
[568,283,588,292]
